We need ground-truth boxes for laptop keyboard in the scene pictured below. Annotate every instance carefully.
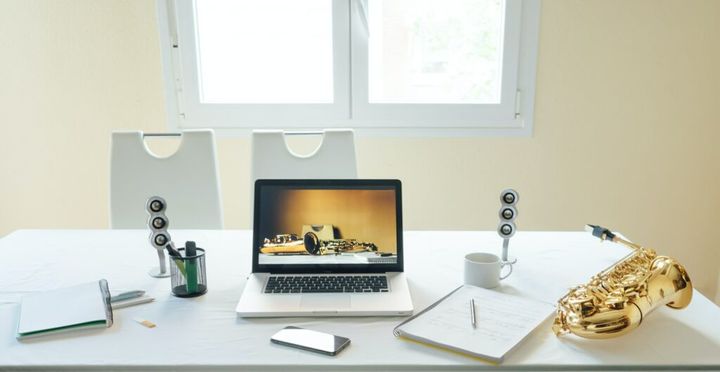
[264,275,389,294]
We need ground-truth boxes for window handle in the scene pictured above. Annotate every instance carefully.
[355,0,369,36]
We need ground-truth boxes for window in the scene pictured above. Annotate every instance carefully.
[157,0,540,136]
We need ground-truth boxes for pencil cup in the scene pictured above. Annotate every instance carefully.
[464,252,512,289]
[170,248,207,297]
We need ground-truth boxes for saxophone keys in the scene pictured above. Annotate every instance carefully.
[620,274,640,286]
[552,316,570,336]
[605,296,627,310]
[568,294,597,317]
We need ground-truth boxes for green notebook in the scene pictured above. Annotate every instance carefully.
[17,280,113,340]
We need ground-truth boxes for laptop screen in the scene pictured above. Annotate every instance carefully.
[252,179,403,273]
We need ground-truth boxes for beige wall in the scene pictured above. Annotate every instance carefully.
[1,1,719,302]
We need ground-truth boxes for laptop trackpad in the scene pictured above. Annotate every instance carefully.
[300,294,351,310]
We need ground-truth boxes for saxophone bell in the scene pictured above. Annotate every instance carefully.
[304,231,324,255]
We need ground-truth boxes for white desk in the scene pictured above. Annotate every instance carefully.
[1,230,719,370]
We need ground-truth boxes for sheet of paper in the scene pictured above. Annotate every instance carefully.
[399,285,555,361]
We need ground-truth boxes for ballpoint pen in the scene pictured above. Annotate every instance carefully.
[470,299,477,328]
[165,243,187,276]
[111,290,145,303]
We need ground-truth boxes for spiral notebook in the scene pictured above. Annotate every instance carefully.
[393,285,554,363]
[17,280,114,340]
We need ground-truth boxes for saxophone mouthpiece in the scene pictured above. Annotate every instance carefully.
[585,224,616,241]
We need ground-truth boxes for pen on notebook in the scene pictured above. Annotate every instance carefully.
[470,299,477,328]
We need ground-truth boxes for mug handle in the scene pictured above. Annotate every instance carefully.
[499,261,513,280]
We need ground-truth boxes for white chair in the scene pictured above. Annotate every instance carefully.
[251,129,358,182]
[110,130,224,229]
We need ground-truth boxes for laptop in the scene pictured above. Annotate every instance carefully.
[236,179,414,317]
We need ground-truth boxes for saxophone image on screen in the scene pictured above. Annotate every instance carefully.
[260,232,379,256]
[552,224,693,339]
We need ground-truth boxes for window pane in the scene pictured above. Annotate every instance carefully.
[195,0,333,104]
[368,0,504,104]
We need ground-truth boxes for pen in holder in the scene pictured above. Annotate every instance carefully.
[169,241,207,297]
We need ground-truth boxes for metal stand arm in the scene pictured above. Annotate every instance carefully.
[502,238,518,265]
[148,248,170,278]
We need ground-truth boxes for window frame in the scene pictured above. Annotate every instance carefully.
[156,0,541,136]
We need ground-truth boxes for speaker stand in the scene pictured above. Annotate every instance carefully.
[148,249,170,278]
[501,238,518,265]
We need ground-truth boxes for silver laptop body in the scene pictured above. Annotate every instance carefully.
[236,179,413,317]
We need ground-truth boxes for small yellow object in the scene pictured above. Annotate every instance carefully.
[133,318,156,328]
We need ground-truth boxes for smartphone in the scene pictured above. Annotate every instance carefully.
[270,326,351,356]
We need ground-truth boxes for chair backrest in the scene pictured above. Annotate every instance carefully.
[110,130,224,229]
[251,129,358,182]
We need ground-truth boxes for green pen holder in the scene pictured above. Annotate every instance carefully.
[170,247,207,297]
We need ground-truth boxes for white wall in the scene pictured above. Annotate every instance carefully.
[1,0,719,303]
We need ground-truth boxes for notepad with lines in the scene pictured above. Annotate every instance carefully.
[393,285,555,363]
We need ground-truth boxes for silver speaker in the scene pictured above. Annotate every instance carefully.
[146,196,171,277]
[150,231,170,247]
[146,197,166,214]
[497,221,516,239]
[150,215,168,230]
[500,189,518,206]
[498,189,518,263]
[498,203,517,239]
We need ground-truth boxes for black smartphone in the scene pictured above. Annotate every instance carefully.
[270,326,351,356]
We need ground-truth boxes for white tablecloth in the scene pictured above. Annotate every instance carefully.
[1,230,719,370]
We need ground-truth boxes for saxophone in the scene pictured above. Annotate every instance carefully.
[552,224,693,339]
[259,232,378,256]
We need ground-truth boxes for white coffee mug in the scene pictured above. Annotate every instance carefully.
[464,252,513,289]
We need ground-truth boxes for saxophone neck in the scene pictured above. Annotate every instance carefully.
[613,236,643,251]
[585,224,642,250]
